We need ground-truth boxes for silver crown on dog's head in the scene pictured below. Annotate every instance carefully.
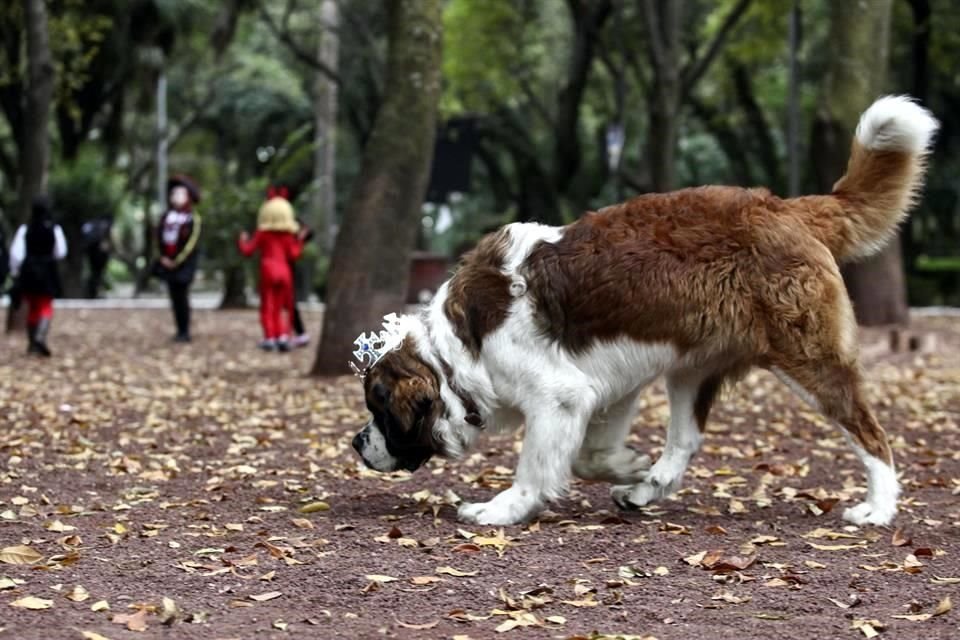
[349,313,409,378]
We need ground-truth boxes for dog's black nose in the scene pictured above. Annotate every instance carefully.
[352,432,365,453]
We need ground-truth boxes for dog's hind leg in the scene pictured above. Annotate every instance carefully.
[612,369,723,509]
[573,387,651,483]
[772,358,897,526]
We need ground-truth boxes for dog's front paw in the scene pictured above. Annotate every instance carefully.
[457,489,539,526]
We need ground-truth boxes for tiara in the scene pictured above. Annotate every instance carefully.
[349,313,410,377]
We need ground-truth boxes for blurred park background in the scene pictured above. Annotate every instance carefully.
[1,0,958,374]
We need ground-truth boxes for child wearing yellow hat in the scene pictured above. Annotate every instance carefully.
[238,191,308,351]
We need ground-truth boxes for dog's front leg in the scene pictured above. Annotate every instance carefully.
[458,399,590,526]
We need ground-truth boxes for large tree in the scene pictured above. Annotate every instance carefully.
[16,0,54,223]
[311,0,442,376]
[637,0,752,192]
[810,0,908,326]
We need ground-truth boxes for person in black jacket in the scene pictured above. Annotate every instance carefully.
[153,175,202,342]
[81,216,113,299]
[8,195,68,356]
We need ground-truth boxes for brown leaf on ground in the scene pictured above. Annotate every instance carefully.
[891,528,912,547]
[0,545,43,565]
[112,608,149,632]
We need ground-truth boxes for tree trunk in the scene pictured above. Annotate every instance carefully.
[311,0,442,376]
[15,0,54,222]
[641,0,682,193]
[810,0,907,327]
[313,0,339,255]
[219,265,248,309]
[901,0,931,272]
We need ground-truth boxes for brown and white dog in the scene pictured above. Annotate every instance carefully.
[351,96,938,526]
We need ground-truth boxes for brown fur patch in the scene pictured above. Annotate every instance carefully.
[791,141,925,261]
[522,186,776,356]
[364,338,443,451]
[443,228,513,357]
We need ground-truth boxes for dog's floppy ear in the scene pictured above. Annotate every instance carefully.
[372,382,391,406]
[392,377,439,432]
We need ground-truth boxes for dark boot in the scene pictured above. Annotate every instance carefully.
[32,318,52,357]
[26,323,40,355]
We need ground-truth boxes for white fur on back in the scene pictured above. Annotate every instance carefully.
[501,222,563,272]
[855,95,939,153]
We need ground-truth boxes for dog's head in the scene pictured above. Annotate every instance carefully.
[351,337,447,473]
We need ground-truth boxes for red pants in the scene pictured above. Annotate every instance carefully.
[24,294,53,326]
[259,264,294,340]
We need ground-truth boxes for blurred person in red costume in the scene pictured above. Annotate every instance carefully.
[153,175,202,343]
[238,186,308,352]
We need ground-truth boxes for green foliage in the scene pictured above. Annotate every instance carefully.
[441,0,568,116]
[48,149,122,223]
[48,1,114,124]
[200,176,268,273]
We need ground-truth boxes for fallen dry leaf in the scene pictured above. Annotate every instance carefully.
[394,616,439,630]
[66,585,90,602]
[112,608,149,632]
[364,575,398,584]
[0,577,25,590]
[299,501,330,514]
[806,542,867,551]
[712,590,751,604]
[45,520,76,533]
[10,596,53,609]
[159,596,178,625]
[80,632,112,640]
[436,566,477,577]
[891,528,911,547]
[688,549,756,572]
[0,545,43,565]
[851,619,884,638]
[802,528,861,540]
[249,591,283,602]
[935,595,952,616]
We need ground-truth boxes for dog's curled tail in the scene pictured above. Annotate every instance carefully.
[797,95,939,262]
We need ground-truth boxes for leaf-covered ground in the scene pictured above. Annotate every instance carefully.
[1,309,959,640]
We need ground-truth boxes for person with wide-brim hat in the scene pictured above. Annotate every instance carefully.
[153,174,202,342]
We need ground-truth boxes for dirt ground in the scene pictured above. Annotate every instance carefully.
[1,308,959,640]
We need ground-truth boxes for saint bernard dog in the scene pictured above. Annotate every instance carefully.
[351,96,938,527]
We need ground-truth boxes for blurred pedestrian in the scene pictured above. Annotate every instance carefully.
[8,195,68,356]
[237,191,307,352]
[290,216,314,348]
[81,215,113,299]
[153,175,202,343]
[0,222,8,295]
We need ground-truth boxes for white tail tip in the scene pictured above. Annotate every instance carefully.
[855,95,939,153]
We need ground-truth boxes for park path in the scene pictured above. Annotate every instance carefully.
[0,309,958,640]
